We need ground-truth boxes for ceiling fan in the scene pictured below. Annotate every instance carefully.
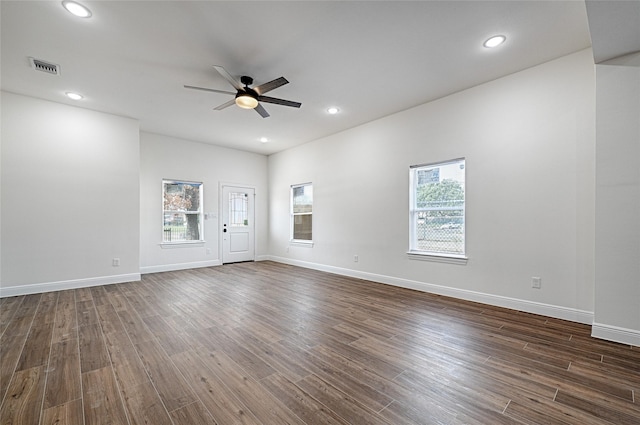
[184,65,302,118]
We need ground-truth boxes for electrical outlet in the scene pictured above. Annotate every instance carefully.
[354,255,359,262]
[532,277,541,289]
[112,258,120,267]
[206,248,211,255]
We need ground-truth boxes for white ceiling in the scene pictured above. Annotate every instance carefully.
[1,1,594,155]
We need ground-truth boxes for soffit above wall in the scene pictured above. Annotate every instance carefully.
[586,0,640,64]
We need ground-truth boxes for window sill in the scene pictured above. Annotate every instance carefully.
[159,241,205,249]
[290,240,314,248]
[407,250,468,265]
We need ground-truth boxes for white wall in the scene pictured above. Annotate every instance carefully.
[593,53,640,345]
[140,132,268,273]
[0,92,140,296]
[269,49,596,323]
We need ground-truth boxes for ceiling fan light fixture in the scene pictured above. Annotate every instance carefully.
[235,94,258,109]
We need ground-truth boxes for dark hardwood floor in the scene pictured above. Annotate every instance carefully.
[1,261,638,424]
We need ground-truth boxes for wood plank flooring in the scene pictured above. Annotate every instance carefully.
[1,261,639,424]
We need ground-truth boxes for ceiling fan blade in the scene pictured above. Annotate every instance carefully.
[255,103,270,118]
[258,96,302,108]
[253,77,289,95]
[184,85,236,95]
[213,65,243,90]
[214,99,236,110]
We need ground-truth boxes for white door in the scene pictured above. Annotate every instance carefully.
[221,185,255,264]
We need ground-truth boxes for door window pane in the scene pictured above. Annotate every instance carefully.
[229,192,249,227]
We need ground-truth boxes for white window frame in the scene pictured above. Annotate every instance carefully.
[290,183,313,244]
[162,179,204,245]
[408,158,467,263]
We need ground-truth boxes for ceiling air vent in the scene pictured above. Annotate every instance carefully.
[29,57,60,76]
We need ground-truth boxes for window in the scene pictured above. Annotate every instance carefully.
[409,159,465,257]
[291,183,313,242]
[163,180,203,243]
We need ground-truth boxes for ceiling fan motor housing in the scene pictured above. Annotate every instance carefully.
[237,76,259,106]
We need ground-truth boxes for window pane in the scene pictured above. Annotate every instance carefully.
[163,213,201,242]
[293,214,312,240]
[293,185,313,214]
[414,211,464,254]
[416,162,465,210]
[163,182,201,212]
[229,192,248,227]
[163,183,183,211]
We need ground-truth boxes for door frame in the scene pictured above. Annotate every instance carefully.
[219,182,257,264]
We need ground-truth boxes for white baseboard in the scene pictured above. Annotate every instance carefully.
[140,259,221,274]
[0,273,141,298]
[591,322,640,347]
[265,256,594,325]
[3,258,228,297]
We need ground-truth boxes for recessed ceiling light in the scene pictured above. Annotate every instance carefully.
[66,92,83,100]
[483,35,506,48]
[259,137,269,143]
[62,1,92,18]
[327,107,340,115]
